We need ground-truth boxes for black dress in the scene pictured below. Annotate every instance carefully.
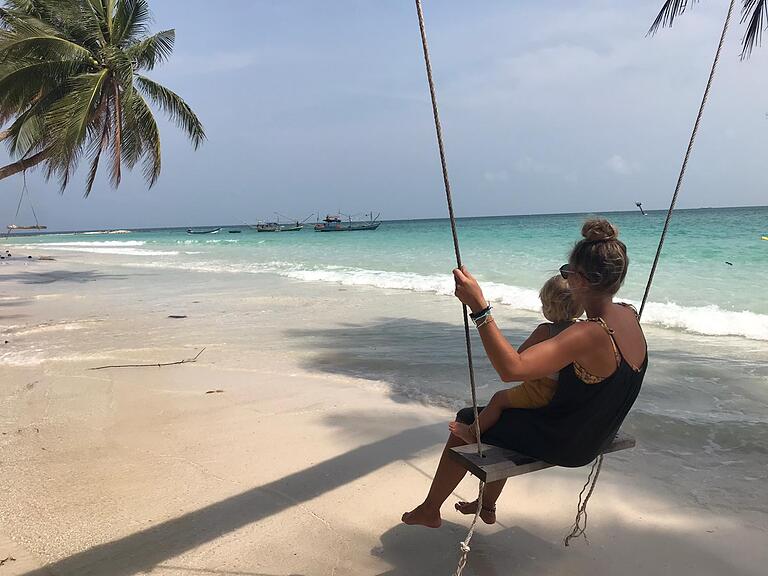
[456,318,647,468]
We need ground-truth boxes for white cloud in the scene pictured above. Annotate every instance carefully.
[606,154,640,176]
[483,169,510,183]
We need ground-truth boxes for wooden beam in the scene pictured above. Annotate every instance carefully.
[448,431,636,483]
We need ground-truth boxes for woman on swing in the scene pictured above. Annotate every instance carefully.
[402,218,647,528]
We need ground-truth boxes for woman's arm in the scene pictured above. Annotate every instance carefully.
[453,266,591,382]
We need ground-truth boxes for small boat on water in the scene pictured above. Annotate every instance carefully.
[7,224,47,231]
[314,213,381,232]
[228,230,241,234]
[186,227,221,235]
[253,222,303,232]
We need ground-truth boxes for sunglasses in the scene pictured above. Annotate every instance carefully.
[560,264,603,284]
[559,264,575,279]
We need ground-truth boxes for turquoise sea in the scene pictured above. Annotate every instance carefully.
[6,206,768,341]
[3,206,768,517]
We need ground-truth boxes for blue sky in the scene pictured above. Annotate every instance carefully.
[1,0,767,230]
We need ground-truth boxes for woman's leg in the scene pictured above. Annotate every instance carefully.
[455,478,506,524]
[401,432,468,528]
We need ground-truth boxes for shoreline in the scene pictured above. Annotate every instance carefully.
[1,253,766,575]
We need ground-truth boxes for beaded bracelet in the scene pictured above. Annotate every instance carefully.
[469,304,492,320]
[474,314,494,329]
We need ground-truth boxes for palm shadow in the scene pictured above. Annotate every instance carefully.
[373,518,746,576]
[21,422,445,576]
[0,269,129,284]
[285,317,537,405]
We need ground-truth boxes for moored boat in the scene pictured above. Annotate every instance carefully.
[186,227,221,235]
[254,222,303,232]
[314,213,380,232]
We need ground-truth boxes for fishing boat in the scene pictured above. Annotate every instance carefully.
[314,213,381,232]
[186,227,221,235]
[253,222,303,232]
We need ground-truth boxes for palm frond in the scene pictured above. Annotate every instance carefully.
[114,0,151,45]
[8,110,45,156]
[741,0,768,58]
[84,89,111,195]
[135,75,205,148]
[648,0,700,35]
[0,34,96,62]
[125,28,173,71]
[110,77,122,187]
[124,90,160,186]
[44,69,109,189]
[0,60,88,117]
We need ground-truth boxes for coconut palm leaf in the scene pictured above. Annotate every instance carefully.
[135,75,205,149]
[0,0,204,193]
[651,0,768,58]
[126,28,173,70]
[649,0,699,35]
[741,0,767,57]
[114,0,151,44]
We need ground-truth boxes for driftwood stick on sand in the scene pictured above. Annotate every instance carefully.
[88,348,206,371]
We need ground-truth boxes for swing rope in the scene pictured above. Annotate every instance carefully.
[565,0,736,547]
[413,2,483,573]
[415,0,733,567]
[639,0,736,318]
[11,171,42,230]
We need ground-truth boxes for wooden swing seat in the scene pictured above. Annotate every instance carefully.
[448,431,636,483]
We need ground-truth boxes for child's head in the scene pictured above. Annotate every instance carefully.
[539,275,584,323]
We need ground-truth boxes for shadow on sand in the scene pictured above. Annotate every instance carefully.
[372,518,744,576]
[0,269,128,284]
[285,317,537,404]
[20,422,445,576]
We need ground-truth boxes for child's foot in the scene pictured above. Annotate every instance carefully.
[401,503,442,528]
[455,499,497,525]
[448,421,476,444]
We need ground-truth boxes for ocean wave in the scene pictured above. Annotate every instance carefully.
[279,266,767,341]
[17,244,178,257]
[638,301,768,341]
[27,240,146,247]
[62,253,768,341]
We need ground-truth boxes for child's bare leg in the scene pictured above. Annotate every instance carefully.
[448,390,511,444]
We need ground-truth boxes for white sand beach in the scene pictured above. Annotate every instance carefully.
[1,251,767,576]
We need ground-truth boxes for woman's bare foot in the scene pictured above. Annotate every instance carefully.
[448,421,476,444]
[455,499,496,525]
[401,503,442,528]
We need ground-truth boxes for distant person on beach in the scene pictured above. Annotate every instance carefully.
[402,218,648,528]
[448,275,584,444]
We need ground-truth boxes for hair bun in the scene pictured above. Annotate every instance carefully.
[582,218,618,242]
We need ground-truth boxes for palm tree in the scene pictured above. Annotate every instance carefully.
[650,1,767,59]
[0,0,205,195]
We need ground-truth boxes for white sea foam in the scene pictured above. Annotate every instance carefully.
[16,242,177,257]
[74,255,768,341]
[635,301,768,341]
[276,265,768,341]
[29,241,146,247]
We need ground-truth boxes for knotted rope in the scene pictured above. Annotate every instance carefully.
[567,0,736,547]
[413,1,484,573]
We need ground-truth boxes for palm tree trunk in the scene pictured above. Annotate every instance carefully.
[0,148,50,181]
